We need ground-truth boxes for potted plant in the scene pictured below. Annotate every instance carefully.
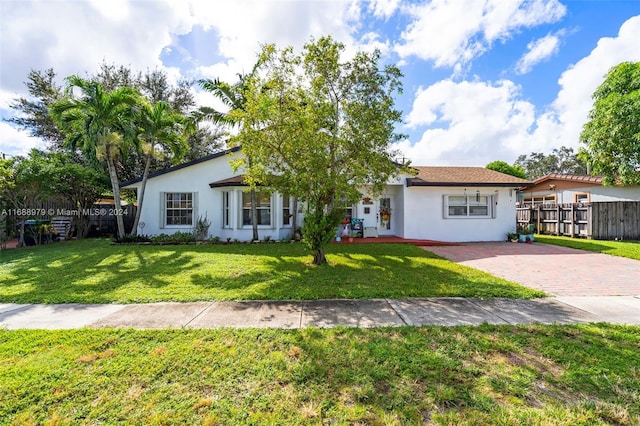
[507,232,519,242]
[516,224,535,243]
[348,230,358,243]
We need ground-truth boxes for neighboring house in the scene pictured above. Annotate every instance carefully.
[121,148,533,242]
[519,173,640,206]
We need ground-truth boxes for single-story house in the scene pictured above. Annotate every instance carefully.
[519,173,640,205]
[121,148,533,242]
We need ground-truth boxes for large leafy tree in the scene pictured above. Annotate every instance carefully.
[50,76,140,238]
[7,65,223,179]
[514,146,587,180]
[44,151,109,239]
[231,36,405,265]
[6,69,66,149]
[485,161,527,179]
[580,61,640,185]
[130,101,189,235]
[0,154,47,247]
[198,66,262,241]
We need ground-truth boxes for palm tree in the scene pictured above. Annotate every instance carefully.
[130,101,189,235]
[198,69,262,241]
[50,75,140,239]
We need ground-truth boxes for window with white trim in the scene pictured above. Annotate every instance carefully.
[445,195,491,218]
[165,192,193,225]
[242,191,271,226]
[222,191,231,228]
[282,195,291,226]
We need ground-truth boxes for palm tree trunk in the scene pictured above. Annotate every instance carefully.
[106,156,126,239]
[130,155,152,236]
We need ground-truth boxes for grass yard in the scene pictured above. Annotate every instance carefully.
[1,324,639,425]
[0,239,543,303]
[535,235,640,261]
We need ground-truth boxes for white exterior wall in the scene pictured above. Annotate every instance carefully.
[125,152,299,241]
[351,178,405,236]
[125,156,523,242]
[401,186,519,242]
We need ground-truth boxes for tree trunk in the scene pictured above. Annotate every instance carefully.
[130,155,152,236]
[106,156,126,239]
[250,189,259,242]
[291,198,298,239]
[18,218,25,248]
[313,246,326,265]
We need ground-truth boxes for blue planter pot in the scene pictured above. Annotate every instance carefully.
[518,234,534,243]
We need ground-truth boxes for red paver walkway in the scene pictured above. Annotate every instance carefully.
[425,242,640,297]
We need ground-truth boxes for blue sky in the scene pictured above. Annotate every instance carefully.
[1,0,639,166]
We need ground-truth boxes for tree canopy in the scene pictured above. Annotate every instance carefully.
[231,36,405,265]
[7,65,224,181]
[50,76,141,238]
[485,161,527,179]
[580,61,640,185]
[514,146,587,180]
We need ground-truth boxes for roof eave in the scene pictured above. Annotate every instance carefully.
[406,179,534,188]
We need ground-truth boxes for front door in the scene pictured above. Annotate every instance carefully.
[378,197,393,235]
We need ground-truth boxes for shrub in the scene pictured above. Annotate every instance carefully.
[113,234,152,244]
[193,214,211,241]
[150,232,196,244]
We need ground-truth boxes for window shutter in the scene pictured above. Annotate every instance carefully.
[271,193,276,229]
[442,195,447,219]
[159,192,165,229]
[491,194,497,218]
[192,192,198,225]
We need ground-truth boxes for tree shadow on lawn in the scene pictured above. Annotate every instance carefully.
[188,244,543,300]
[0,240,200,303]
[0,241,543,303]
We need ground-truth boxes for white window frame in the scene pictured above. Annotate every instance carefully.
[444,194,492,219]
[222,191,231,229]
[162,192,196,227]
[240,191,273,228]
[282,195,292,227]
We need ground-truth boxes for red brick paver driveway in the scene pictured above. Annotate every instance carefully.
[426,242,640,296]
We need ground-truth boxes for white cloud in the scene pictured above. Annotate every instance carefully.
[0,0,194,92]
[401,15,640,166]
[368,0,400,19]
[189,0,362,73]
[0,123,46,157]
[395,0,566,68]
[402,79,536,166]
[532,15,640,153]
[515,32,562,74]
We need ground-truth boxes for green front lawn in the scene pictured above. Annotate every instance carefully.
[2,325,638,424]
[0,239,543,303]
[536,234,640,260]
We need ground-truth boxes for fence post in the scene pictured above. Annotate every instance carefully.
[556,204,561,236]
[570,203,575,238]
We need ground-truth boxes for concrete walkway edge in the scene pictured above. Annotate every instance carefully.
[1,296,638,330]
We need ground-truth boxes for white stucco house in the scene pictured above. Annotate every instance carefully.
[121,147,533,242]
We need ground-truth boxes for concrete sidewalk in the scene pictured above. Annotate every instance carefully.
[1,296,638,330]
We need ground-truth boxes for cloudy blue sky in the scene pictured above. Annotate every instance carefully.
[1,0,639,166]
